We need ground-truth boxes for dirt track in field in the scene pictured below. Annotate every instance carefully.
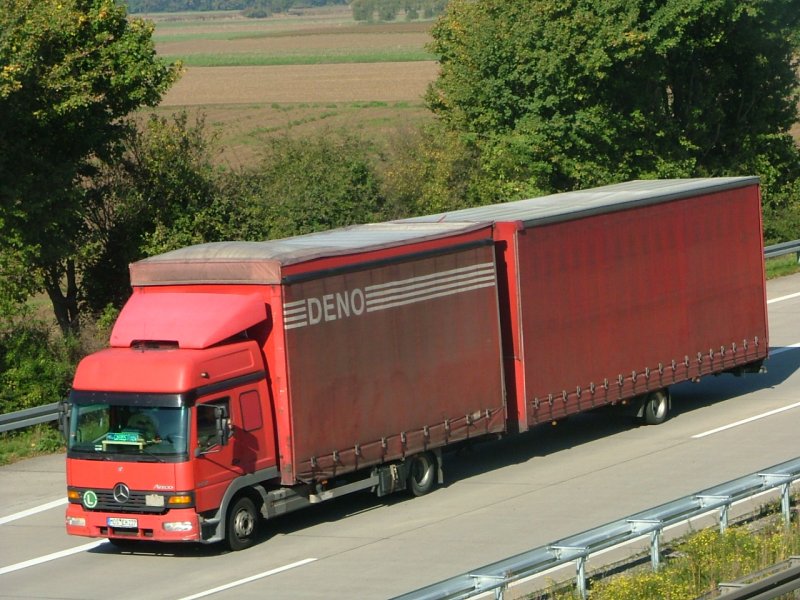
[161,62,439,105]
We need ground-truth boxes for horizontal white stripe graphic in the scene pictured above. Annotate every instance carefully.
[365,262,495,293]
[366,275,497,308]
[367,281,497,312]
[365,268,495,300]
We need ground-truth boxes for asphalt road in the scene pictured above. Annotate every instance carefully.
[2,272,799,600]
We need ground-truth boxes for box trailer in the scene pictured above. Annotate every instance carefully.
[63,177,767,550]
[403,177,768,432]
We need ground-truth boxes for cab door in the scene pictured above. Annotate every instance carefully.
[193,396,237,514]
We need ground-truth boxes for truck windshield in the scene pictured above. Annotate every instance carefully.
[68,403,189,459]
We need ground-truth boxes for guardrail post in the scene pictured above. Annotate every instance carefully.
[760,473,793,526]
[551,545,589,600]
[720,503,730,534]
[576,555,587,600]
[650,529,662,571]
[782,482,792,526]
[628,519,663,571]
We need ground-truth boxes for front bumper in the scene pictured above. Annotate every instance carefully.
[65,503,200,543]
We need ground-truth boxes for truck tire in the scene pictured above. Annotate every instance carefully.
[642,390,669,425]
[408,452,437,497]
[225,495,258,551]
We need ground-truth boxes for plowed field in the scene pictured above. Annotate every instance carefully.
[161,62,438,105]
[150,6,439,166]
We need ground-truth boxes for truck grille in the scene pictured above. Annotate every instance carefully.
[81,488,167,514]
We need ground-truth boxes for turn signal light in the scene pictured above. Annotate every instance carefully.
[167,494,193,506]
[67,489,81,502]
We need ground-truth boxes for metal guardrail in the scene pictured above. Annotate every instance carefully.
[765,239,800,262]
[392,457,800,600]
[1,239,797,435]
[0,402,60,433]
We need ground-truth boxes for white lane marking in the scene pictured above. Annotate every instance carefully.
[768,291,800,304]
[0,541,104,576]
[771,343,800,356]
[176,558,318,600]
[0,498,67,526]
[691,342,800,439]
[692,400,800,439]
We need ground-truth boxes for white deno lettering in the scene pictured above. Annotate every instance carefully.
[304,288,365,325]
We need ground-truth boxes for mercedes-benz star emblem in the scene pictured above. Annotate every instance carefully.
[113,483,131,504]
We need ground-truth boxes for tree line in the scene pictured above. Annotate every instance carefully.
[351,0,448,22]
[1,0,799,415]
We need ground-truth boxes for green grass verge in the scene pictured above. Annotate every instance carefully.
[0,424,64,466]
[766,253,800,279]
[546,514,800,599]
[159,50,435,67]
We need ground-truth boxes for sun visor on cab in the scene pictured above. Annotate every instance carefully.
[110,292,267,350]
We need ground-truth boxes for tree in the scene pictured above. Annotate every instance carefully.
[81,112,230,314]
[241,134,386,239]
[0,0,179,334]
[427,0,800,202]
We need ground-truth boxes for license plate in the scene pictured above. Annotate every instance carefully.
[108,517,138,528]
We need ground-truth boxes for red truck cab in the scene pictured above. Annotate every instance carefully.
[65,292,278,549]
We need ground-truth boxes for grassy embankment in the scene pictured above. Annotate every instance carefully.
[546,510,800,599]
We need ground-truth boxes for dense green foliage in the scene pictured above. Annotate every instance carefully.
[427,0,800,230]
[0,304,76,414]
[0,0,180,334]
[239,135,386,238]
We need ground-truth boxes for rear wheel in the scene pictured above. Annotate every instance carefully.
[642,390,669,425]
[226,496,258,551]
[408,452,437,497]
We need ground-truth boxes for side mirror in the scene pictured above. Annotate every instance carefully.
[214,406,230,447]
[58,397,70,442]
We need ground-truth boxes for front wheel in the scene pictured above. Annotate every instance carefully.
[408,452,438,497]
[642,390,669,425]
[226,496,259,551]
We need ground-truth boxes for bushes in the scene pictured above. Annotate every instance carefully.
[583,521,800,600]
[0,313,76,414]
[237,134,387,238]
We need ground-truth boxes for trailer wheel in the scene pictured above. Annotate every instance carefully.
[408,452,437,497]
[225,495,258,551]
[642,390,669,425]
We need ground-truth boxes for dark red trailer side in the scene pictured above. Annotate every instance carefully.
[405,178,768,432]
[278,240,506,483]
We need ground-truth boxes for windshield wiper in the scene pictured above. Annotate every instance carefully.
[138,445,165,463]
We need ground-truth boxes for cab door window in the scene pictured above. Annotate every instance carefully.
[196,399,229,452]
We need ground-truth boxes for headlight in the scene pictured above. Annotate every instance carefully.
[66,516,86,527]
[163,521,193,532]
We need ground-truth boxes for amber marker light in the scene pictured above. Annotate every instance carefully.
[167,494,194,506]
